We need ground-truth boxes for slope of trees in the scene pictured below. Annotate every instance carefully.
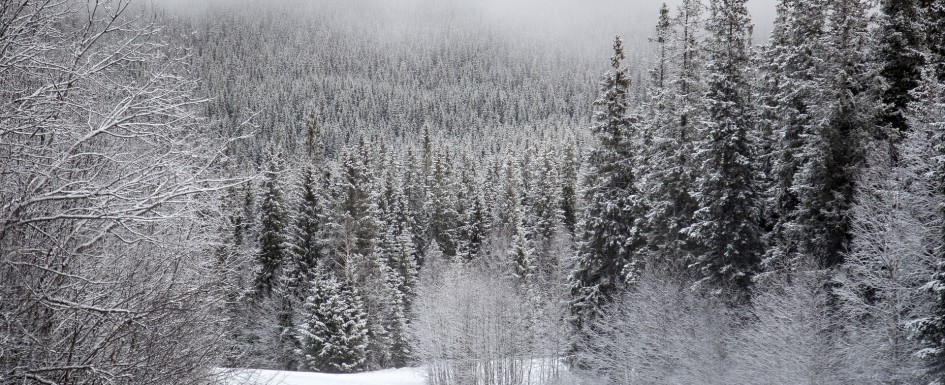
[210,0,945,382]
[6,0,945,384]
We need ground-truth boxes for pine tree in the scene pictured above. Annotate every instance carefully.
[511,210,535,284]
[921,0,945,82]
[215,152,255,366]
[876,0,926,141]
[560,142,580,234]
[762,0,829,270]
[336,140,381,269]
[687,0,763,302]
[404,148,432,265]
[428,148,460,259]
[255,146,289,297]
[378,220,418,367]
[642,1,701,272]
[286,113,333,290]
[569,37,649,349]
[296,269,369,373]
[286,166,329,292]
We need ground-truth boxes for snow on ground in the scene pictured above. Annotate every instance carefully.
[218,367,427,385]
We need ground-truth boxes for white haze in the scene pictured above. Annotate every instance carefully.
[150,0,778,61]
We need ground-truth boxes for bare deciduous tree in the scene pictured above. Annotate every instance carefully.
[411,260,566,385]
[0,1,235,383]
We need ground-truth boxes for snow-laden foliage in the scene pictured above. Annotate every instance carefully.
[764,0,875,270]
[8,0,945,383]
[575,272,734,385]
[411,262,566,385]
[834,142,938,385]
[296,269,369,373]
[569,37,648,342]
[0,1,234,384]
[686,0,763,303]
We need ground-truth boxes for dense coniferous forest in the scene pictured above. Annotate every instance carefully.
[2,0,945,384]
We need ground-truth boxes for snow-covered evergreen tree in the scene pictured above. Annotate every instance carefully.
[286,166,329,291]
[762,0,829,270]
[560,142,580,234]
[876,0,926,141]
[428,148,460,259]
[335,140,382,269]
[642,1,701,272]
[922,0,945,82]
[511,211,535,284]
[569,36,649,357]
[255,146,289,297]
[686,0,763,302]
[376,221,417,367]
[296,269,369,373]
[404,148,432,265]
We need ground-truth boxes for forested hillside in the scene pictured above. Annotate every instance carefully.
[2,0,945,384]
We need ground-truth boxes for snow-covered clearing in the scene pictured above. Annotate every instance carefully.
[219,367,427,385]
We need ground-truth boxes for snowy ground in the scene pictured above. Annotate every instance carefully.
[218,367,427,385]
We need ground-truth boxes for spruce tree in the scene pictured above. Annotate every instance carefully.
[687,0,763,302]
[674,0,705,127]
[569,36,648,349]
[286,113,335,284]
[642,2,701,272]
[336,140,381,268]
[274,278,300,370]
[531,147,565,247]
[404,148,432,265]
[215,152,254,366]
[876,0,926,140]
[762,0,874,271]
[921,0,945,82]
[457,191,488,262]
[560,142,580,234]
[527,146,565,284]
[286,165,329,292]
[428,149,460,259]
[762,0,829,269]
[511,210,536,284]
[296,269,369,373]
[378,220,418,367]
[255,146,289,297]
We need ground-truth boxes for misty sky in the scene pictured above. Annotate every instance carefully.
[155,0,779,43]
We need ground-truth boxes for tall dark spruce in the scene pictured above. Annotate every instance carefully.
[876,0,925,141]
[687,0,763,303]
[568,36,648,364]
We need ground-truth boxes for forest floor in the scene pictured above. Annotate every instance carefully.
[219,367,427,385]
